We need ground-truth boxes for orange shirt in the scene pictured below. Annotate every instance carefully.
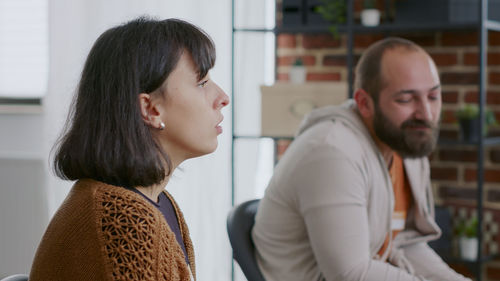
[377,153,413,258]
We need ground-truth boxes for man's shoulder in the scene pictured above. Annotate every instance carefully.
[294,118,372,159]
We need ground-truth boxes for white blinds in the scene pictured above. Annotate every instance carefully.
[0,0,48,98]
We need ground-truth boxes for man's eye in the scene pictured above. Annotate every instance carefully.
[396,98,411,103]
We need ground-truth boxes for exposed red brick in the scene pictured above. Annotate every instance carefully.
[449,263,473,279]
[398,34,437,47]
[277,34,296,48]
[438,186,476,201]
[302,34,341,49]
[441,72,479,85]
[442,31,478,46]
[495,112,500,125]
[490,72,500,85]
[438,129,459,140]
[439,149,477,162]
[277,55,316,66]
[428,151,435,161]
[464,52,500,66]
[353,34,384,48]
[322,54,360,67]
[323,55,347,66]
[464,91,477,103]
[306,72,341,81]
[431,167,458,181]
[488,127,500,137]
[490,128,500,137]
[277,73,289,81]
[442,90,459,104]
[430,53,457,67]
[465,168,500,183]
[487,189,500,203]
[464,52,477,66]
[489,31,500,46]
[441,109,458,124]
[487,265,500,280]
[464,90,500,104]
[353,0,363,12]
[465,169,477,182]
[490,149,500,163]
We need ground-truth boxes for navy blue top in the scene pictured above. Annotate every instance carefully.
[129,188,189,265]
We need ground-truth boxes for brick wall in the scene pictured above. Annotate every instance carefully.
[276,30,500,280]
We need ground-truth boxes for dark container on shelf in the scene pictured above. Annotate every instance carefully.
[282,0,332,27]
[395,0,500,24]
[395,0,449,24]
[283,0,304,26]
[307,0,330,25]
[449,0,500,22]
[459,118,481,142]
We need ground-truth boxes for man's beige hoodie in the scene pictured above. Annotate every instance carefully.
[252,100,470,281]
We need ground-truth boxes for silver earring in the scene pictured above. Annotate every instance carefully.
[159,122,165,130]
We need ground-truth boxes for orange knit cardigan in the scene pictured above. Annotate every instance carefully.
[29,179,196,281]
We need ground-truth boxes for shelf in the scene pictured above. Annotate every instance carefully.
[442,253,497,264]
[439,137,500,146]
[486,19,500,32]
[233,135,294,141]
[236,136,500,145]
[275,22,477,34]
[232,1,494,280]
[233,27,275,33]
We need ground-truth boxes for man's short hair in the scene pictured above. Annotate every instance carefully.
[354,37,424,103]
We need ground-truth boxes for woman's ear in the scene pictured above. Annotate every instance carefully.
[354,88,375,119]
[138,93,162,129]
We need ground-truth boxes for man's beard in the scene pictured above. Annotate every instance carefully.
[373,103,439,158]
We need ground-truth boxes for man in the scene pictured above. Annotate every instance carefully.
[252,37,470,281]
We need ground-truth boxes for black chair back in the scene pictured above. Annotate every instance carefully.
[227,199,266,281]
[0,274,28,281]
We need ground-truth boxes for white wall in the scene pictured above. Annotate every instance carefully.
[0,0,232,279]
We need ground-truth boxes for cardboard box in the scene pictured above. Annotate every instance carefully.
[261,82,348,137]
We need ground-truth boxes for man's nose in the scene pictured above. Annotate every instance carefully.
[414,100,433,121]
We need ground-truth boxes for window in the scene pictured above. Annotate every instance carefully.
[0,0,48,104]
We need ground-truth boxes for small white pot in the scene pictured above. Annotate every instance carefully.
[289,65,306,84]
[459,236,478,261]
[361,9,380,26]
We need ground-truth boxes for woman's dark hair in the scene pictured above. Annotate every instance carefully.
[53,17,216,187]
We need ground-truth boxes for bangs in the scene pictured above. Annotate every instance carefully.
[190,40,215,80]
[174,19,216,80]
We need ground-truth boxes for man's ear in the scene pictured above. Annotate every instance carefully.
[138,93,162,128]
[354,88,375,119]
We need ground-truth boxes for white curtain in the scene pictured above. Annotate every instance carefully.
[43,0,232,280]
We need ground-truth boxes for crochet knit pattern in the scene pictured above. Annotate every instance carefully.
[30,179,195,281]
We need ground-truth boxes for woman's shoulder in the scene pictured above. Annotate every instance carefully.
[88,180,193,280]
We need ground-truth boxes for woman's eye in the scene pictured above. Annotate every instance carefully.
[198,80,209,88]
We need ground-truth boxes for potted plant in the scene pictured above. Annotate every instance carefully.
[456,217,478,261]
[455,104,496,142]
[361,0,381,26]
[315,0,347,39]
[289,58,307,84]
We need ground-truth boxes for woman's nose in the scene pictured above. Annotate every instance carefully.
[214,83,230,109]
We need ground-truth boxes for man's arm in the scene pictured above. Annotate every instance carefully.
[304,206,425,280]
[402,242,472,281]
[295,146,423,281]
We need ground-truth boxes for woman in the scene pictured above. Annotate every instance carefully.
[29,17,229,281]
